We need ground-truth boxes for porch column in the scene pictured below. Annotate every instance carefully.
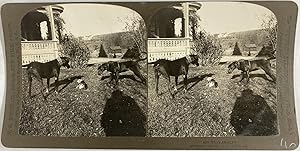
[46,5,59,58]
[46,5,57,41]
[182,3,190,38]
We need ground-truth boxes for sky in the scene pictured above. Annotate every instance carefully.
[59,2,275,37]
[60,4,139,37]
[197,2,274,34]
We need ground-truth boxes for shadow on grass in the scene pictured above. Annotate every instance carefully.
[230,89,278,136]
[101,90,146,136]
[176,73,214,92]
[231,73,273,82]
[26,76,84,99]
[100,74,143,84]
[49,75,84,93]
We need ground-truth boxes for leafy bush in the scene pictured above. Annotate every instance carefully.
[192,31,223,66]
[256,45,275,58]
[232,42,242,56]
[60,34,91,68]
[98,44,108,57]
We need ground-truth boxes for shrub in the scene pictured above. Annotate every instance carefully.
[122,45,141,59]
[60,34,91,68]
[192,31,223,66]
[98,44,108,57]
[256,45,275,58]
[232,42,242,56]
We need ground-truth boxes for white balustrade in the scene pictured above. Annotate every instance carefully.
[148,38,191,62]
[21,41,59,65]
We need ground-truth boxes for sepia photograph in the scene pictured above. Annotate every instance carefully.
[18,1,278,138]
[1,0,299,149]
[20,4,147,137]
[147,2,278,137]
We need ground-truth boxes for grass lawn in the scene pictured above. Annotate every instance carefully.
[147,61,277,137]
[19,60,277,137]
[20,64,147,137]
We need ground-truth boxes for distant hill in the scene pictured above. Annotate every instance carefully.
[79,31,136,58]
[215,29,269,56]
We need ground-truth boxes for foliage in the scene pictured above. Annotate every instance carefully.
[256,45,275,58]
[98,44,108,57]
[232,42,242,56]
[54,14,65,43]
[189,11,201,40]
[122,46,141,59]
[258,13,278,57]
[192,31,223,65]
[261,13,278,51]
[121,14,147,57]
[60,34,91,68]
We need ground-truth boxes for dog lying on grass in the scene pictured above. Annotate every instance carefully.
[227,58,276,83]
[97,59,146,85]
[22,57,71,98]
[150,55,199,97]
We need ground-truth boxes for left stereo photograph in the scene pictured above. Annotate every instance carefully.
[20,4,148,137]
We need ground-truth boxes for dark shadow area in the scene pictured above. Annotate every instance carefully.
[230,89,278,136]
[49,76,84,93]
[231,73,273,82]
[249,74,273,82]
[218,62,228,65]
[176,73,214,92]
[86,64,96,67]
[231,74,241,80]
[100,74,143,83]
[101,90,146,136]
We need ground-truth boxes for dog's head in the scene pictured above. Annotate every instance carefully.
[97,63,109,76]
[188,54,199,66]
[59,57,71,68]
[227,61,239,74]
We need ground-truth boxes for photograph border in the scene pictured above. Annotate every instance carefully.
[0,0,299,149]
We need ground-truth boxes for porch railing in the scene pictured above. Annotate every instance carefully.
[21,40,59,65]
[148,38,191,62]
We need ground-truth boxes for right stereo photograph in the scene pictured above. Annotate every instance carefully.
[147,2,277,137]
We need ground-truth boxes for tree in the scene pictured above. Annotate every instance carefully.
[122,45,140,59]
[257,45,275,58]
[121,14,147,57]
[232,42,242,56]
[189,11,201,40]
[192,30,223,65]
[60,33,91,68]
[98,44,108,57]
[260,13,278,54]
[54,14,65,43]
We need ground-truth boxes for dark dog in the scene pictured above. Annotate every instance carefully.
[23,57,71,98]
[150,55,199,97]
[227,59,276,83]
[98,60,146,85]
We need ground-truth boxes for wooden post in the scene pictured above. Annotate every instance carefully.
[182,3,190,38]
[46,5,57,41]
